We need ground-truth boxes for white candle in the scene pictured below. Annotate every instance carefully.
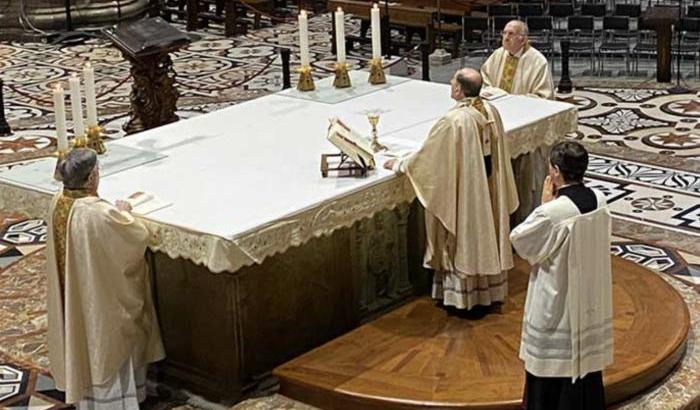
[335,7,346,64]
[68,74,85,138]
[371,4,381,60]
[83,62,98,127]
[52,83,68,152]
[299,10,310,67]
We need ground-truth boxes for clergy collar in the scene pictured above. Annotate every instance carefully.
[557,182,583,193]
[62,188,95,199]
[456,96,481,106]
[508,42,529,58]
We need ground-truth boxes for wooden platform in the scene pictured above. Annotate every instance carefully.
[274,256,690,409]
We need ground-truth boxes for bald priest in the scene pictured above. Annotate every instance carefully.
[481,20,554,99]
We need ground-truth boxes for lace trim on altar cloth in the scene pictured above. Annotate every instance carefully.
[506,105,578,158]
[0,105,574,273]
[0,177,416,274]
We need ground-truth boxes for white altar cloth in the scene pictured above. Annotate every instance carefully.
[0,74,577,273]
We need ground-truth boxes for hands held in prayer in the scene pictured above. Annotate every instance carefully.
[541,176,556,204]
[116,200,133,212]
[383,159,396,171]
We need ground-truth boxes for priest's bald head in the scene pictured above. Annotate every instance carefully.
[450,68,482,101]
[502,20,528,55]
[59,148,99,193]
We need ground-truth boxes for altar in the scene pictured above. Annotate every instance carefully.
[0,73,577,400]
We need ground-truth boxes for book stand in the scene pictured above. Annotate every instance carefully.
[321,153,369,178]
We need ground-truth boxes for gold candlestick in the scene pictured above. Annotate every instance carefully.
[72,134,88,149]
[367,112,387,152]
[333,62,351,89]
[87,125,106,154]
[54,149,68,181]
[368,58,386,85]
[297,65,315,91]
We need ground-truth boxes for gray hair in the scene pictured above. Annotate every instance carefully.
[509,20,529,37]
[59,148,98,189]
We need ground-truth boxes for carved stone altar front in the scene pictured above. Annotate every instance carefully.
[150,201,429,401]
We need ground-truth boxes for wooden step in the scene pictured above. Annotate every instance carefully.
[275,256,690,410]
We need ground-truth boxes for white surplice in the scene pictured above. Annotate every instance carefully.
[509,190,614,380]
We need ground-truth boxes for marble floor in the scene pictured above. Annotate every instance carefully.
[0,10,699,410]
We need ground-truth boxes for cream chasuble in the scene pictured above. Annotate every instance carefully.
[510,190,613,380]
[47,194,165,404]
[481,45,554,99]
[396,98,518,309]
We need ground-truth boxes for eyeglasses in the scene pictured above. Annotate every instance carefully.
[501,30,523,38]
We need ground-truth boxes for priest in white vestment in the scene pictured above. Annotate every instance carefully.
[481,20,554,99]
[482,20,557,224]
[384,68,519,311]
[46,148,165,409]
[510,141,613,410]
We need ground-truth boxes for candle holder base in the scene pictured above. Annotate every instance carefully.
[368,59,386,85]
[72,135,89,149]
[370,139,388,153]
[297,66,315,92]
[333,63,352,89]
[54,150,68,181]
[87,125,107,154]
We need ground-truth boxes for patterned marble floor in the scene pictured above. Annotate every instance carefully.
[0,10,699,410]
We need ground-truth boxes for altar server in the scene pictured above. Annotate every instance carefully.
[481,20,554,99]
[46,148,164,409]
[510,141,613,410]
[384,68,518,311]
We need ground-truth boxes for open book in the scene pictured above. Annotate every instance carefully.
[125,191,172,215]
[326,118,376,170]
[480,86,509,101]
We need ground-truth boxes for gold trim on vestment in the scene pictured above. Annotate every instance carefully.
[52,189,94,308]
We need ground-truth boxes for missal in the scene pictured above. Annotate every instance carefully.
[326,118,376,170]
[125,191,171,215]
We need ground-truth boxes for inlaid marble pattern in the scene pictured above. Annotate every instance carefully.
[562,89,700,158]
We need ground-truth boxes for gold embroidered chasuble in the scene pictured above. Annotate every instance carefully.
[498,45,527,93]
[481,43,554,99]
[396,98,519,278]
[469,97,491,157]
[51,189,91,303]
[46,194,165,404]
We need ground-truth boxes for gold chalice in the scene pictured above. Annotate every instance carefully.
[367,112,387,152]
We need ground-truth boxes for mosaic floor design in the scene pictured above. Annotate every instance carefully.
[0,361,71,409]
[562,88,700,159]
[1,9,700,410]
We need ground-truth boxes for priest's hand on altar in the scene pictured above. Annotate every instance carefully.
[116,200,133,212]
[541,176,556,204]
[383,159,396,171]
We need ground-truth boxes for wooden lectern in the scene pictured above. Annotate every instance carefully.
[104,17,191,134]
[641,6,679,83]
